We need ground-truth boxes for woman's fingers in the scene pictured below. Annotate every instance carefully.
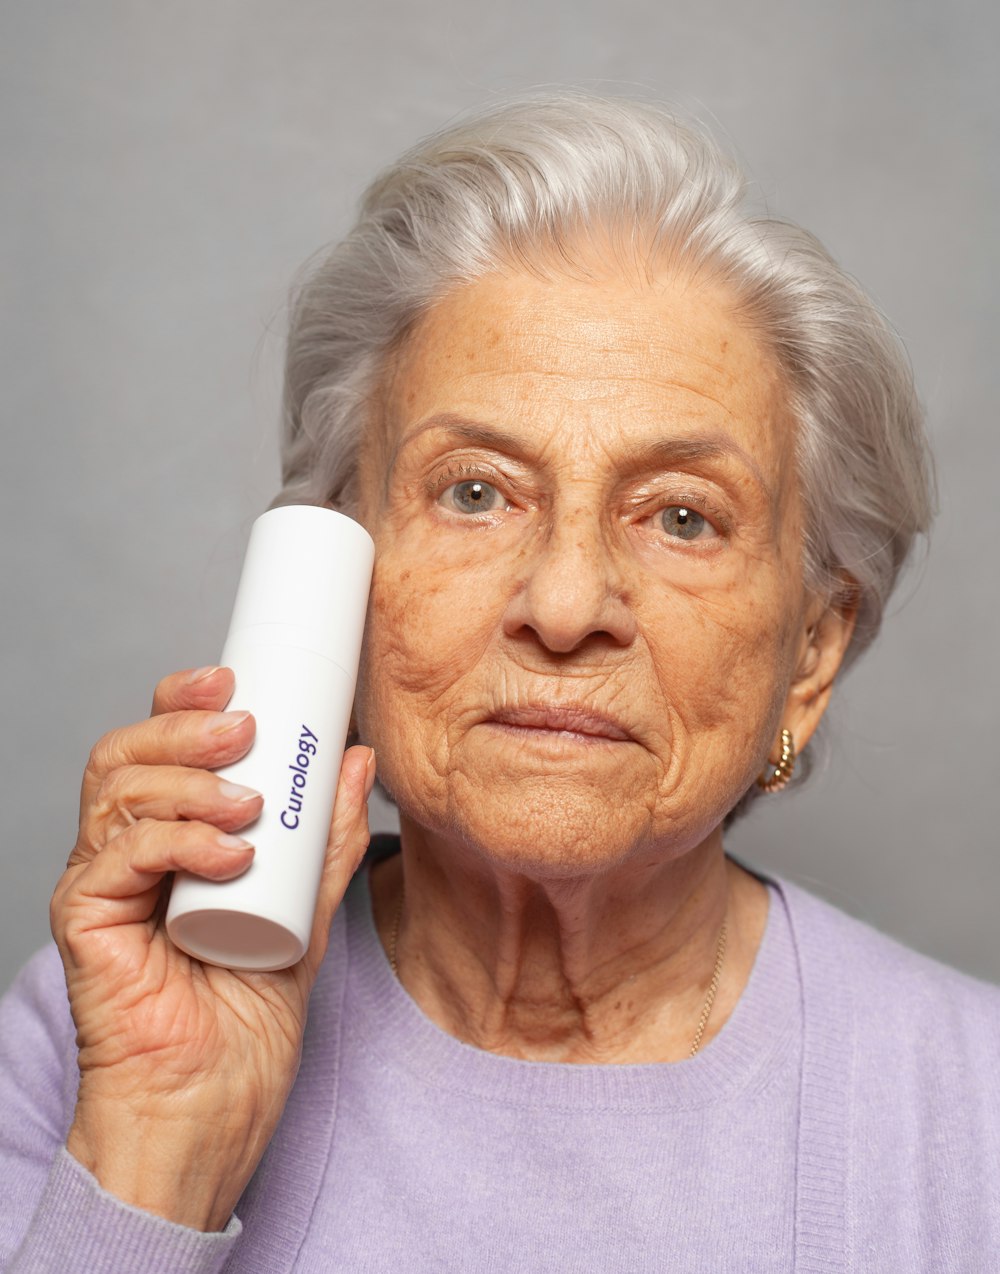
[55,818,255,951]
[304,746,375,975]
[78,709,256,826]
[83,818,254,898]
[66,670,371,994]
[150,665,235,716]
[86,708,254,779]
[73,696,258,872]
[73,764,263,863]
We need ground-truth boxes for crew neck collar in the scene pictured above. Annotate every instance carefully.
[342,856,801,1113]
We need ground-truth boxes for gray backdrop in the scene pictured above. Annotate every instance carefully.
[2,1,997,994]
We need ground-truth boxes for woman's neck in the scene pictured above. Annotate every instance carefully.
[369,824,770,1064]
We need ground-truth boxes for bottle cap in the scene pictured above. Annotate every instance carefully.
[226,505,374,674]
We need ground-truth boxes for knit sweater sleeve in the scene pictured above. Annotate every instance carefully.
[0,945,242,1273]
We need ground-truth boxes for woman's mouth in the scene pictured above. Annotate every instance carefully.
[485,704,634,743]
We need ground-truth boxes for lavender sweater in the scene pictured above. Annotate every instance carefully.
[2,849,999,1272]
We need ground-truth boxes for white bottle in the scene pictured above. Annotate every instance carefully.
[166,505,374,971]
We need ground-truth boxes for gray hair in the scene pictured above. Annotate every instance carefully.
[274,91,935,804]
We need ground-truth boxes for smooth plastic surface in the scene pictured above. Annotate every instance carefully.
[165,506,374,970]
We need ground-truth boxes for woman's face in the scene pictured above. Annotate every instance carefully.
[355,257,836,876]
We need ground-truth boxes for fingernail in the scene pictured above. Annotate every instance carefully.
[364,750,377,800]
[215,833,254,853]
[219,780,262,804]
[211,710,251,735]
[187,665,221,684]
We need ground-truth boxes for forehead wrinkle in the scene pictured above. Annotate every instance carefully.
[482,333,738,392]
[419,329,763,416]
[482,300,744,371]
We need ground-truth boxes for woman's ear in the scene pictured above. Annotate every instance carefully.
[780,579,859,753]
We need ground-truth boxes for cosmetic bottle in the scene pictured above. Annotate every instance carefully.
[166,505,374,971]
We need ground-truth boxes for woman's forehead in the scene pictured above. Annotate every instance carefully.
[372,263,796,488]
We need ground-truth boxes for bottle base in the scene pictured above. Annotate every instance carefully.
[166,908,306,972]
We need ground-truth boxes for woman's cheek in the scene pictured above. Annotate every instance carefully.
[355,554,481,815]
[356,537,492,754]
[647,570,797,747]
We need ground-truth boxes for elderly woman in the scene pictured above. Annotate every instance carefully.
[1,93,998,1272]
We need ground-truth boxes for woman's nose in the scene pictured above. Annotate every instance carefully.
[501,511,638,654]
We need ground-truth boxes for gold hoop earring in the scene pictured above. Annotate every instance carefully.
[757,728,795,793]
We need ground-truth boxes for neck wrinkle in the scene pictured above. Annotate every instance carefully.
[374,822,761,1064]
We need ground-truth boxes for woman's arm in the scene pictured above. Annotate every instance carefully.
[1,666,373,1266]
[0,946,240,1273]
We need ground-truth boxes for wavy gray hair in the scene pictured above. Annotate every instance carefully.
[273,91,935,806]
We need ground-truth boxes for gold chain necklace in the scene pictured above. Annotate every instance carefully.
[387,888,728,1059]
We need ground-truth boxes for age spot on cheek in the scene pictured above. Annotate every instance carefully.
[372,587,398,619]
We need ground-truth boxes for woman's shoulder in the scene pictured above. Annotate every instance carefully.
[767,874,1000,1257]
[773,873,1000,1064]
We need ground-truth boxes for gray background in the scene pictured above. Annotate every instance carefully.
[2,1,997,994]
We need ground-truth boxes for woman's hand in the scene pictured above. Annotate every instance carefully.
[51,665,374,1232]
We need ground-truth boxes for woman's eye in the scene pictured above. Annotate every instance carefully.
[442,479,503,514]
[660,505,714,541]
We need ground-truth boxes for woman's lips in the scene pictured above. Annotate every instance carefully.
[485,705,634,742]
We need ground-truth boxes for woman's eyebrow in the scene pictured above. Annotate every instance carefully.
[623,436,773,500]
[388,414,530,474]
[389,413,772,500]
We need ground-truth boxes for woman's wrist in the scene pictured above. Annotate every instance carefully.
[66,1099,264,1232]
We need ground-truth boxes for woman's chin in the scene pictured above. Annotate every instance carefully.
[393,771,665,880]
[379,729,727,879]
